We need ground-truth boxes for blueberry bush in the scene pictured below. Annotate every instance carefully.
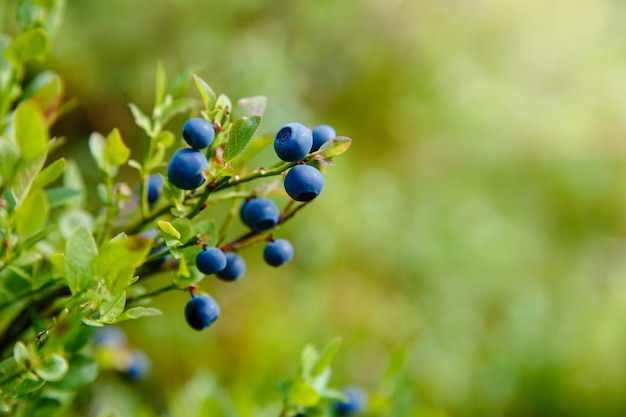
[0,2,356,415]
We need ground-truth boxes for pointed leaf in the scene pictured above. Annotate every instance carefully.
[311,338,342,376]
[155,61,166,107]
[15,188,48,238]
[158,220,181,240]
[317,136,352,159]
[4,29,49,67]
[15,100,47,161]
[104,128,130,167]
[128,103,153,135]
[93,237,151,294]
[288,381,320,406]
[223,116,261,161]
[99,291,127,324]
[161,97,196,125]
[33,158,66,188]
[0,138,19,186]
[88,132,106,172]
[234,96,267,118]
[116,307,162,322]
[64,225,97,294]
[193,74,216,110]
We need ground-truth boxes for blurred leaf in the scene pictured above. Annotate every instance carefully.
[154,130,175,148]
[317,136,351,159]
[45,187,80,209]
[88,132,106,172]
[230,135,272,170]
[169,67,193,98]
[288,381,320,406]
[223,116,260,162]
[16,0,58,31]
[15,188,48,238]
[193,74,216,110]
[0,138,19,187]
[234,96,267,118]
[215,94,231,111]
[104,128,130,167]
[4,29,49,67]
[33,157,65,188]
[34,354,68,381]
[116,306,162,322]
[172,217,192,243]
[14,100,47,161]
[99,291,126,324]
[63,159,86,209]
[158,220,181,240]
[162,97,196,125]
[311,338,341,376]
[146,141,166,171]
[49,253,64,278]
[24,397,61,417]
[129,103,153,136]
[13,342,30,368]
[64,225,97,294]
[299,344,319,378]
[2,372,45,398]
[93,237,151,294]
[58,209,94,239]
[22,71,64,125]
[53,354,98,390]
[155,61,166,107]
[192,219,216,247]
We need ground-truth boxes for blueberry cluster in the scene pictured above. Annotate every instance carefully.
[151,119,339,331]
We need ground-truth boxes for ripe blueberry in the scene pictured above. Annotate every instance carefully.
[185,294,220,330]
[167,148,208,190]
[284,164,324,201]
[123,349,151,381]
[240,197,280,232]
[196,247,227,275]
[182,117,215,150]
[274,122,313,162]
[335,386,368,415]
[216,252,245,281]
[311,124,336,152]
[147,174,163,205]
[263,238,294,267]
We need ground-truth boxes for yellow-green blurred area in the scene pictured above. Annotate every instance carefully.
[12,0,626,415]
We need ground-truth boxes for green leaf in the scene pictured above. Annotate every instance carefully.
[311,338,341,376]
[49,253,64,278]
[92,237,151,294]
[34,354,68,381]
[53,354,98,390]
[33,158,66,188]
[4,29,49,67]
[193,74,216,110]
[22,71,64,125]
[58,209,93,239]
[63,159,86,208]
[171,217,192,243]
[162,97,196,125]
[299,344,319,378]
[155,61,166,107]
[64,225,97,294]
[14,100,48,161]
[169,67,193,98]
[158,220,181,240]
[154,130,175,148]
[104,128,130,167]
[223,116,261,162]
[3,372,45,398]
[192,219,216,247]
[88,132,106,172]
[0,138,19,187]
[116,307,162,322]
[45,187,81,209]
[317,136,352,159]
[128,103,153,136]
[230,135,272,170]
[15,188,48,238]
[24,397,61,417]
[234,96,267,118]
[215,94,232,110]
[98,291,126,324]
[288,381,320,406]
[13,342,30,367]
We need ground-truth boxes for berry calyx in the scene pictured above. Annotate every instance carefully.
[311,124,336,152]
[216,252,245,281]
[182,117,215,149]
[196,247,227,275]
[185,294,220,330]
[263,238,294,267]
[167,148,208,190]
[274,122,313,162]
[240,197,280,232]
[284,164,325,201]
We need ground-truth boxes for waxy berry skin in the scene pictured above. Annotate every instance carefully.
[185,294,220,330]
[274,122,313,162]
[167,148,208,190]
[284,164,324,201]
[216,252,246,281]
[183,117,215,150]
[311,124,336,152]
[196,247,227,275]
[240,197,280,232]
[263,239,294,267]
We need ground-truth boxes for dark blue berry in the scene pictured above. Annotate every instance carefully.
[185,294,220,330]
[240,197,280,232]
[284,164,324,201]
[196,247,227,275]
[147,174,163,205]
[216,253,245,281]
[335,386,367,415]
[263,239,294,267]
[274,122,313,162]
[182,117,215,150]
[167,148,208,190]
[123,349,151,381]
[311,124,336,152]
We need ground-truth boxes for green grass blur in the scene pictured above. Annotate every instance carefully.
[35,0,626,415]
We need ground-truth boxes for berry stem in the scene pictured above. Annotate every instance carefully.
[127,283,181,306]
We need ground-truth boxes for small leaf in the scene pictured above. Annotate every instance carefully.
[63,159,86,209]
[154,130,175,148]
[193,74,216,110]
[299,344,319,378]
[104,128,130,167]
[171,218,192,243]
[93,237,151,294]
[13,342,30,367]
[88,132,106,172]
[311,338,342,376]
[116,307,162,322]
[45,187,81,209]
[33,158,66,188]
[234,96,267,118]
[215,94,232,111]
[288,381,320,406]
[128,103,153,135]
[58,209,94,239]
[99,291,127,324]
[64,225,98,294]
[169,67,193,98]
[158,220,181,240]
[15,188,48,238]
[4,29,49,67]
[34,354,68,381]
[192,219,216,246]
[49,253,64,278]
[22,71,64,125]
[155,61,166,107]
[223,116,261,161]
[317,136,352,159]
[53,354,98,390]
[0,138,19,187]
[14,100,48,161]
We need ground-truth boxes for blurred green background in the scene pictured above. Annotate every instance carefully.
[20,0,626,415]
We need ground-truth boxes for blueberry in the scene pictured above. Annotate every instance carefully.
[182,117,215,150]
[185,294,220,330]
[284,164,324,201]
[196,247,227,275]
[263,239,294,267]
[147,174,163,205]
[335,386,368,415]
[216,252,245,281]
[123,349,151,381]
[167,148,208,190]
[93,326,127,348]
[240,197,280,232]
[311,124,336,152]
[274,122,313,162]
